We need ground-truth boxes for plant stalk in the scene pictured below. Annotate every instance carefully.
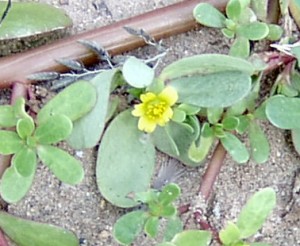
[0,0,227,88]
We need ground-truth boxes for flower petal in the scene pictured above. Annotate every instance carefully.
[132,104,144,117]
[158,86,178,106]
[157,107,173,126]
[140,92,156,103]
[138,116,157,133]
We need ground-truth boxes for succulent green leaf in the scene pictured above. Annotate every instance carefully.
[236,22,269,40]
[266,24,283,41]
[226,0,242,20]
[13,97,30,119]
[0,2,72,40]
[220,132,249,163]
[16,117,35,139]
[170,71,251,108]
[237,188,276,238]
[37,81,97,124]
[172,108,187,123]
[291,70,300,91]
[177,104,200,115]
[34,114,72,145]
[163,216,183,242]
[250,243,270,246]
[160,54,254,81]
[236,115,250,133]
[249,121,270,164]
[67,70,117,149]
[171,230,212,246]
[0,105,17,127]
[158,183,181,206]
[188,135,214,163]
[160,204,177,218]
[0,130,23,155]
[280,0,290,14]
[37,145,84,185]
[292,128,300,155]
[13,147,37,177]
[193,3,226,28]
[238,7,256,25]
[97,110,156,208]
[207,108,223,124]
[229,36,250,58]
[144,216,159,238]
[0,166,34,203]
[219,221,241,245]
[250,0,268,21]
[0,211,79,246]
[290,0,300,29]
[122,57,154,88]
[113,211,148,245]
[226,100,247,117]
[152,116,201,166]
[253,102,267,120]
[221,28,235,38]
[222,116,240,130]
[291,46,300,67]
[266,95,300,129]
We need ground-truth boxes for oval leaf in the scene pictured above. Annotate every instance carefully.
[13,147,37,177]
[236,22,269,40]
[160,54,254,81]
[193,3,226,28]
[37,81,97,124]
[170,71,251,108]
[219,221,241,245]
[226,0,242,20]
[96,110,156,208]
[144,216,159,238]
[113,211,147,245]
[122,57,154,88]
[229,36,250,58]
[67,70,116,149]
[237,188,276,238]
[220,132,249,163]
[0,212,79,246]
[37,145,84,185]
[163,216,183,242]
[0,130,23,155]
[35,114,73,145]
[16,117,35,139]
[152,116,201,167]
[171,230,212,246]
[0,166,34,203]
[248,121,270,164]
[0,2,72,40]
[158,183,181,206]
[266,95,300,129]
[0,105,17,127]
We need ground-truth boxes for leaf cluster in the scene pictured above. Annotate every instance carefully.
[113,183,182,245]
[193,0,283,58]
[0,81,96,203]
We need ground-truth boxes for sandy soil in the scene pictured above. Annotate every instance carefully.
[2,1,300,246]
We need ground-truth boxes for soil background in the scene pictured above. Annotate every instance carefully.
[1,0,300,246]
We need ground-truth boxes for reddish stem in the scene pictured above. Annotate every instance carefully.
[199,142,226,201]
[0,230,8,246]
[0,0,228,88]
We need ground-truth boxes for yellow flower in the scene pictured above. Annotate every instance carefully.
[132,86,178,133]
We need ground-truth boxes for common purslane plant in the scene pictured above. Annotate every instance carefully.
[0,81,96,203]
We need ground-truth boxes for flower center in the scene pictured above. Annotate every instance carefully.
[145,101,167,120]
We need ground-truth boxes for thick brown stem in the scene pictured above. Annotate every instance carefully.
[199,142,226,201]
[0,0,228,88]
